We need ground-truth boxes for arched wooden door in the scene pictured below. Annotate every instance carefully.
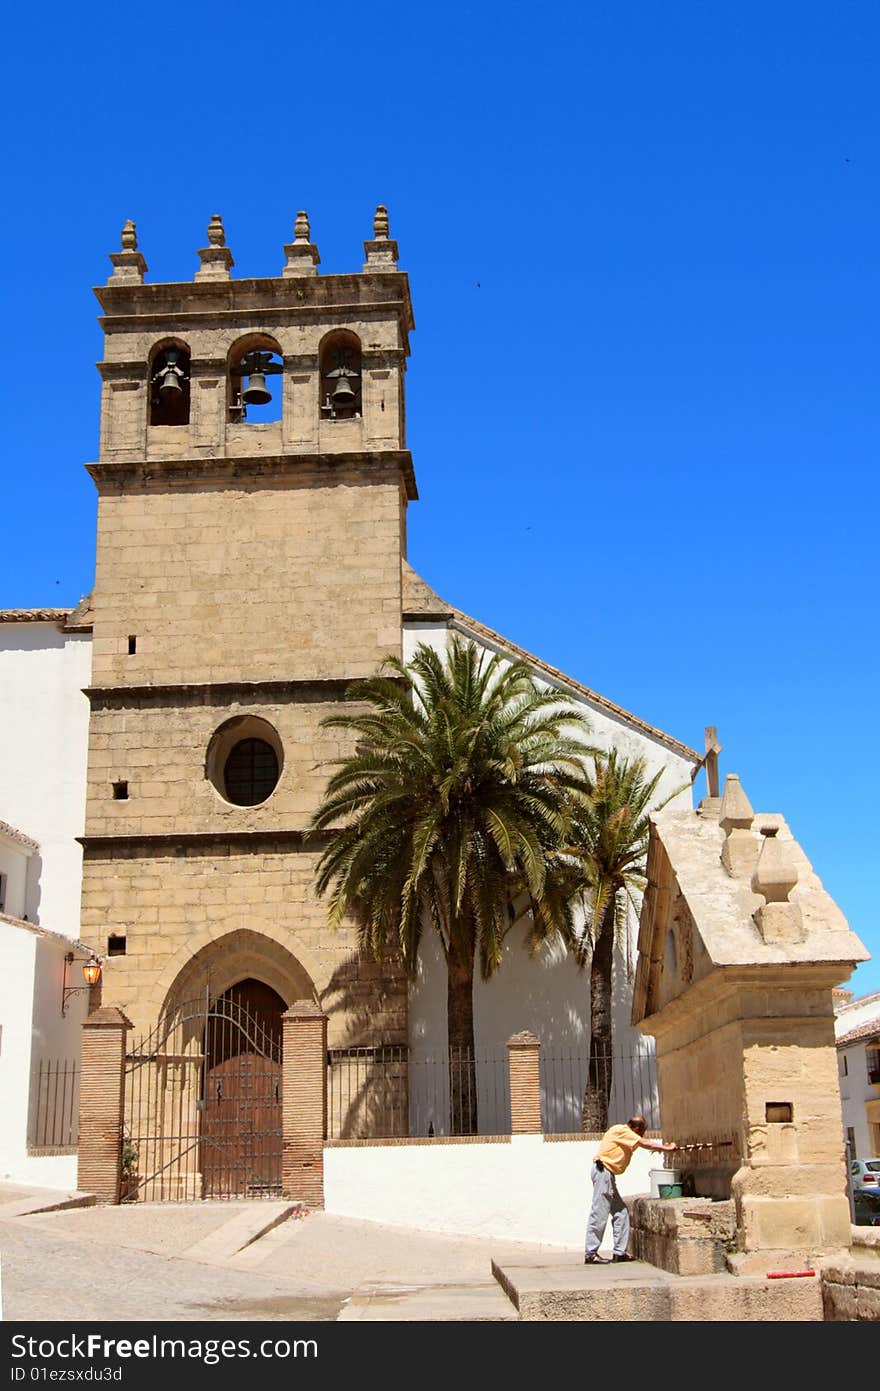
[200,980,284,1198]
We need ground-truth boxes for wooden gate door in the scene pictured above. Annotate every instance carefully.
[200,980,284,1198]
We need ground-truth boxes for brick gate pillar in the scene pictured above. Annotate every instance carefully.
[281,1001,328,1207]
[78,1006,132,1203]
[507,1030,542,1135]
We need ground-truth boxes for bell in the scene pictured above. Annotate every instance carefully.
[157,367,183,400]
[242,371,272,406]
[331,375,356,405]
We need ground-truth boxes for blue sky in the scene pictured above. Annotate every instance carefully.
[2,2,878,994]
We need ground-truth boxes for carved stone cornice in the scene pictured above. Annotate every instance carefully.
[86,449,418,499]
[85,678,361,710]
[79,829,330,858]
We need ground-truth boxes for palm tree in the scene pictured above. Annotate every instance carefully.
[564,750,682,1133]
[309,636,594,1133]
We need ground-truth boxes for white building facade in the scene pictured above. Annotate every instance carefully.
[0,610,94,1184]
[836,990,880,1162]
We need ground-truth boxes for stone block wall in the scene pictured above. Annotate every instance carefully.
[84,694,361,838]
[629,1196,735,1275]
[89,467,404,687]
[81,844,407,1043]
[821,1233,880,1320]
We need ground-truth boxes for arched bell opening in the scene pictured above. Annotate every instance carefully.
[149,339,191,426]
[227,333,283,424]
[319,330,362,421]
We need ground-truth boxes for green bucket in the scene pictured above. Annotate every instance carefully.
[658,1183,682,1199]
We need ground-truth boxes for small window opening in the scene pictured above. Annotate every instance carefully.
[112,781,129,800]
[229,350,283,423]
[760,826,779,838]
[107,933,126,957]
[127,635,137,655]
[320,334,362,420]
[150,347,191,426]
[765,1102,793,1124]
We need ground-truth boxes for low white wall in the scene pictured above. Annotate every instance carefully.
[15,1152,79,1190]
[324,1136,660,1249]
[0,924,37,1182]
[0,921,85,1187]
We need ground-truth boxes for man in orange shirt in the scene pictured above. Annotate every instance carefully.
[584,1114,676,1264]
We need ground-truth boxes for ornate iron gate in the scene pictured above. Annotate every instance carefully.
[123,985,282,1201]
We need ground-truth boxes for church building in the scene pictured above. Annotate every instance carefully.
[0,209,699,1190]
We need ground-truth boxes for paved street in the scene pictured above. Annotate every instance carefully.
[0,1186,572,1322]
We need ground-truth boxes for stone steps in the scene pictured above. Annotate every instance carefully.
[491,1257,822,1321]
[337,1281,520,1321]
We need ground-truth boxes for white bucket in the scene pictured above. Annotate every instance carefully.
[649,1168,682,1198]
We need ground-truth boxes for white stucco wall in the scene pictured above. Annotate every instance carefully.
[402,618,693,1115]
[836,993,880,1160]
[0,922,37,1179]
[0,622,91,939]
[0,920,85,1185]
[838,1045,878,1159]
[324,1135,661,1248]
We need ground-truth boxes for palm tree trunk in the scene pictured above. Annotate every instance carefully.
[582,896,615,1133]
[447,937,478,1135]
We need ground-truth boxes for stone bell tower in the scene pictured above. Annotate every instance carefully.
[80,208,416,1044]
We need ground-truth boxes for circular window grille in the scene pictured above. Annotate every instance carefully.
[224,738,279,806]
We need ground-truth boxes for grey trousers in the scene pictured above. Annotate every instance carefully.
[585,1161,629,1257]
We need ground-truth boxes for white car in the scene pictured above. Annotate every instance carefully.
[850,1158,880,1191]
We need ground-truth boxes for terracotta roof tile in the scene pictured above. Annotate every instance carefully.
[0,819,39,852]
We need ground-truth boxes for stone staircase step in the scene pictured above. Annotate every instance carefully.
[491,1258,822,1321]
[338,1280,520,1321]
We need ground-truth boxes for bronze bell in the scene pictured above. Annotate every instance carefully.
[242,371,272,406]
[331,375,356,405]
[157,366,183,399]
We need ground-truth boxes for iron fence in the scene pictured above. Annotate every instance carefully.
[29,1058,79,1148]
[327,1046,511,1139]
[540,1046,659,1133]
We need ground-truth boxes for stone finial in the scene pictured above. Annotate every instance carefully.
[752,835,798,904]
[363,203,399,272]
[195,214,234,281]
[107,218,147,285]
[207,213,226,246]
[282,210,320,278]
[718,774,754,834]
[748,814,804,943]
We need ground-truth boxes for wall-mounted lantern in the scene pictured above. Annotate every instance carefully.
[61,952,102,1016]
